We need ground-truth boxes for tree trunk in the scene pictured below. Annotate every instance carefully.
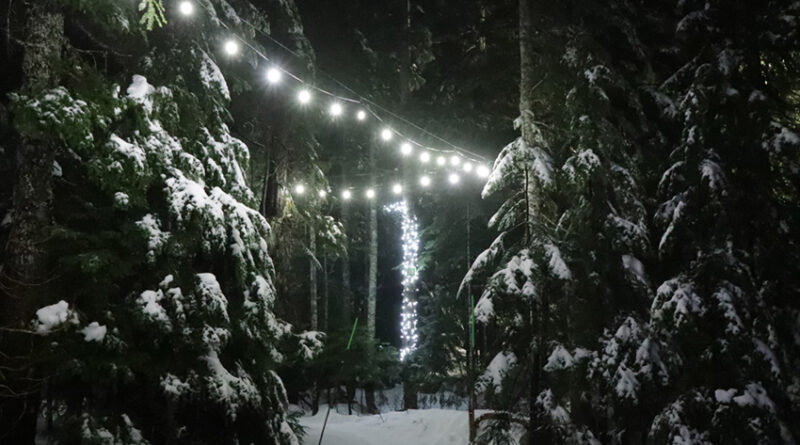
[309,225,318,330]
[366,142,378,340]
[0,3,64,443]
[322,256,328,331]
[340,168,353,322]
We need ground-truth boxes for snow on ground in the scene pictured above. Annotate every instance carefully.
[300,407,484,445]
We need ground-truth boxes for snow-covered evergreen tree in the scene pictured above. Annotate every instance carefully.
[2,0,321,442]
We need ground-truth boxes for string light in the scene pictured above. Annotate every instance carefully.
[356,110,367,121]
[178,0,194,15]
[448,173,460,185]
[386,201,420,360]
[294,184,305,195]
[419,175,431,187]
[223,40,239,55]
[318,189,327,198]
[342,190,352,200]
[450,155,461,166]
[330,102,343,117]
[297,89,312,104]
[381,128,394,141]
[476,165,490,178]
[392,183,403,195]
[463,162,473,173]
[366,188,376,199]
[400,142,413,156]
[436,156,446,166]
[266,67,282,84]
[419,152,430,163]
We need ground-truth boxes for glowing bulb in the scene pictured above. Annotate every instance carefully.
[419,152,430,163]
[224,40,239,55]
[476,165,490,178]
[450,155,461,166]
[381,128,394,141]
[342,190,352,200]
[436,156,446,166]
[179,1,194,15]
[366,188,376,199]
[448,173,460,184]
[419,176,431,187]
[330,102,343,116]
[318,190,327,198]
[266,67,282,84]
[463,162,473,172]
[294,184,305,195]
[400,142,413,156]
[392,184,403,194]
[357,110,367,121]
[297,89,311,104]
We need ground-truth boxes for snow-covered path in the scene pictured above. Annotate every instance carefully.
[300,408,473,445]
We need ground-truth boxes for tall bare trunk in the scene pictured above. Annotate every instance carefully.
[0,3,63,443]
[340,168,353,322]
[367,143,378,340]
[309,225,318,330]
[321,256,328,331]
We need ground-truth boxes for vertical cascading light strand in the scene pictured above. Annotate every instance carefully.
[386,200,419,360]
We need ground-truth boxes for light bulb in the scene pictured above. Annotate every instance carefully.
[448,173,460,184]
[392,184,403,194]
[266,67,282,84]
[357,110,367,121]
[224,40,239,55]
[179,1,194,15]
[342,190,352,200]
[298,89,311,104]
[294,184,305,195]
[419,152,430,163]
[318,190,327,198]
[476,165,490,178]
[463,162,473,172]
[400,142,413,156]
[381,128,393,141]
[436,156,446,166]
[366,189,376,199]
[450,155,461,166]
[330,102,343,116]
[419,176,431,187]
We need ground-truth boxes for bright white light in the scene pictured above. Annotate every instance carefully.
[392,183,403,194]
[419,152,430,163]
[448,173,460,184]
[342,190,352,200]
[419,176,431,187]
[400,142,413,156]
[463,162,473,172]
[357,110,367,121]
[179,1,194,15]
[223,40,239,55]
[266,67,282,84]
[381,128,394,141]
[294,184,305,195]
[297,89,311,104]
[436,156,446,166]
[318,189,327,198]
[476,165,490,178]
[330,102,343,116]
[366,188,376,199]
[450,155,461,166]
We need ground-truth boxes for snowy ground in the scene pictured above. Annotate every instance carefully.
[300,407,480,445]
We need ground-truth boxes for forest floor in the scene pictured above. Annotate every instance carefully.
[300,407,478,445]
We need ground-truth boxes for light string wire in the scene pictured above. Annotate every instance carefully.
[182,0,490,166]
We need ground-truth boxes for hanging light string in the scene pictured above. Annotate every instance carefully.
[176,0,490,169]
[386,200,420,361]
